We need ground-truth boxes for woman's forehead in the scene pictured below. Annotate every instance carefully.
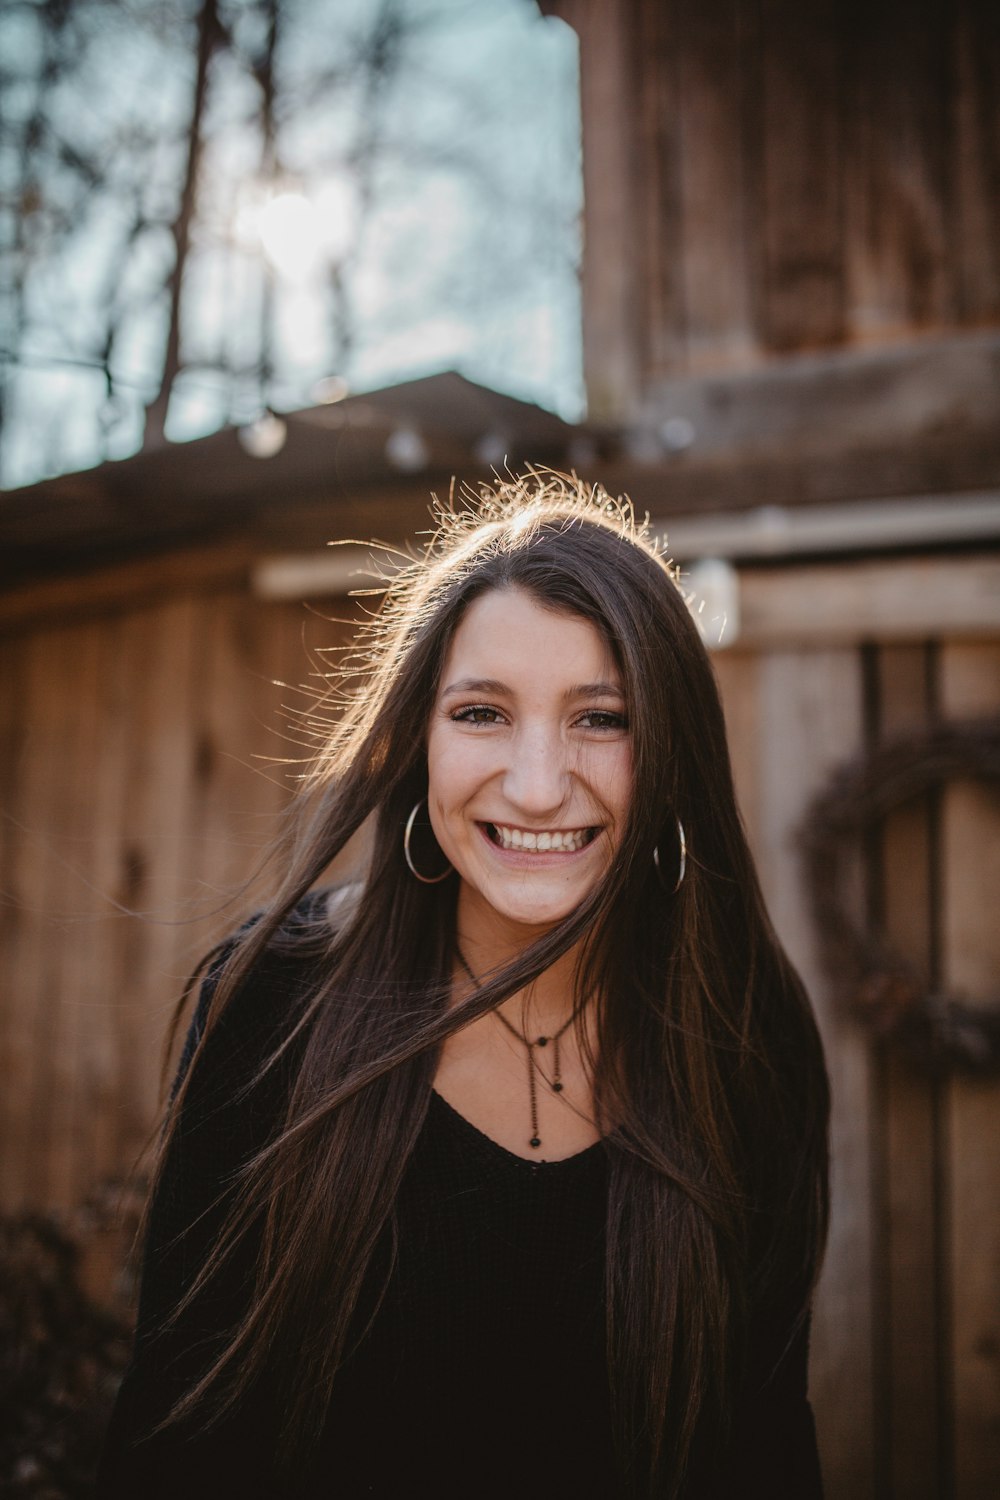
[439,588,622,693]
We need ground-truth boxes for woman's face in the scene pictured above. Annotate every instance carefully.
[426,586,632,942]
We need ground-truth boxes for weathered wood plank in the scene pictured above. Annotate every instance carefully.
[667,0,757,370]
[737,554,1000,648]
[0,540,254,634]
[81,614,141,1200]
[710,649,761,850]
[757,0,844,350]
[9,628,79,1208]
[640,330,1000,463]
[755,647,872,1499]
[0,635,30,1209]
[841,0,954,334]
[939,642,1000,1499]
[112,600,207,1160]
[876,645,943,1500]
[43,622,106,1210]
[544,0,641,417]
[631,0,686,378]
[951,0,1000,322]
[188,593,290,941]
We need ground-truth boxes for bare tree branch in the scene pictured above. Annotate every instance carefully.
[143,0,222,447]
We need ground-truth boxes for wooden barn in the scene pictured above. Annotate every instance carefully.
[2,1,1000,1495]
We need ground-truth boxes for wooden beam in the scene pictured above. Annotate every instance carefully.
[636,331,1000,459]
[654,493,1000,561]
[754,646,874,1498]
[257,551,1000,648]
[539,0,642,416]
[612,331,1000,509]
[734,554,1000,647]
[0,541,254,635]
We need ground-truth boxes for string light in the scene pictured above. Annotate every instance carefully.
[238,410,287,458]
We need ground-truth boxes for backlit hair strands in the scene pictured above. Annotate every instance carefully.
[290,473,669,785]
[147,472,829,1500]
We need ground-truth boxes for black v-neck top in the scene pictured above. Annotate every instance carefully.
[315,1089,616,1497]
[97,939,822,1500]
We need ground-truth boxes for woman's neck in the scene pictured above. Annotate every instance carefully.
[453,900,587,1038]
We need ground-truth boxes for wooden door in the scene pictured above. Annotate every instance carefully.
[714,553,1000,1500]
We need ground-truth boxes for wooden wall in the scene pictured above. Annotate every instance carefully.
[1,556,998,1496]
[547,0,1000,411]
[715,628,1000,1500]
[0,590,349,1213]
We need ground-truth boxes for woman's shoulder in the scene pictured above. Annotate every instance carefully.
[179,882,361,1087]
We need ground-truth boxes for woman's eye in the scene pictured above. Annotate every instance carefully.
[453,704,503,726]
[577,709,628,731]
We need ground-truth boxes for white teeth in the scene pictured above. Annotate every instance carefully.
[491,824,593,853]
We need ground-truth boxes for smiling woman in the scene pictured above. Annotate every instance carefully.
[97,473,829,1500]
[429,593,632,929]
[428,591,632,1160]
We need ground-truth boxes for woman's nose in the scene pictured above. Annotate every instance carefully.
[502,728,569,816]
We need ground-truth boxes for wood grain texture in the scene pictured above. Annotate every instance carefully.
[710,649,761,849]
[841,0,953,335]
[755,647,873,1500]
[553,0,1000,422]
[757,0,844,350]
[631,0,687,377]
[83,615,142,1197]
[43,623,105,1210]
[0,635,30,1205]
[0,540,253,633]
[876,645,944,1500]
[737,554,1000,648]
[8,628,77,1208]
[952,0,1000,321]
[550,0,642,418]
[110,600,207,1164]
[939,642,1000,1499]
[668,0,757,370]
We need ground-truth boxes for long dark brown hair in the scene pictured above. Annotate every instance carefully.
[153,473,829,1498]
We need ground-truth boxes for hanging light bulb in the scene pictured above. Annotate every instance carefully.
[385,426,429,472]
[238,410,287,459]
[312,374,349,404]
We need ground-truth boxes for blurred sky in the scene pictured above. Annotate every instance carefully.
[0,0,584,490]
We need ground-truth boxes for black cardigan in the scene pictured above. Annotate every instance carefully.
[97,934,823,1499]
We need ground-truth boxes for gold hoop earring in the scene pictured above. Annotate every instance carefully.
[403,799,452,884]
[653,816,687,893]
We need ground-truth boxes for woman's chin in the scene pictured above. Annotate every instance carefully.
[456,872,592,941]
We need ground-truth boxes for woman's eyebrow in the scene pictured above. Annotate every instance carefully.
[571,681,624,699]
[439,677,511,697]
[439,677,624,699]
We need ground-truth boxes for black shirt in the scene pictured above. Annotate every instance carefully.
[97,942,822,1499]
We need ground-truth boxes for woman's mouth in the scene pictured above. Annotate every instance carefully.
[481,822,598,853]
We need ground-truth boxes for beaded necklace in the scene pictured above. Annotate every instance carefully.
[455,947,576,1151]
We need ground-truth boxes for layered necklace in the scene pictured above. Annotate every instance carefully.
[455,947,575,1151]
